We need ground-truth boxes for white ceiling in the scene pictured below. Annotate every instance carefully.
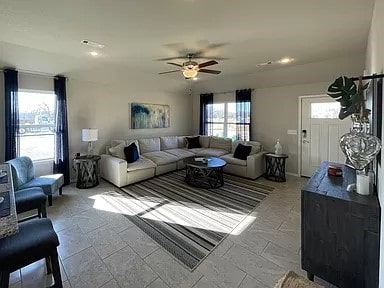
[0,0,375,82]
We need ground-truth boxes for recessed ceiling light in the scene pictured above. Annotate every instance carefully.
[279,57,293,64]
[89,51,99,56]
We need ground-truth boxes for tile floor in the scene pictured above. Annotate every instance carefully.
[8,176,335,288]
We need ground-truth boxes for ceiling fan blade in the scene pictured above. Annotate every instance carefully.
[157,56,185,61]
[199,69,221,74]
[194,56,229,60]
[198,60,218,68]
[167,62,182,67]
[158,70,180,75]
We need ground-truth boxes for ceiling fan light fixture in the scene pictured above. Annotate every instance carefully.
[182,69,198,78]
[279,57,293,64]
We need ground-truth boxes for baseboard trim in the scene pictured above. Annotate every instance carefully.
[286,172,300,177]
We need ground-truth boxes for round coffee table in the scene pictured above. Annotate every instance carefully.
[184,157,226,189]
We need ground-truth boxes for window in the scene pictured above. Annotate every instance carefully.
[311,102,340,119]
[206,102,250,140]
[18,91,56,161]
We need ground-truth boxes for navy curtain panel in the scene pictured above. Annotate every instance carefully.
[199,93,213,135]
[235,89,252,141]
[54,76,70,185]
[4,69,19,161]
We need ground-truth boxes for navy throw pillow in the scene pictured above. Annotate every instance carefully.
[233,143,252,160]
[186,136,201,149]
[124,142,139,163]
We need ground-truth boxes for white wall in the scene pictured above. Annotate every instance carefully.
[192,55,365,174]
[67,78,191,155]
[365,0,384,286]
[0,71,193,180]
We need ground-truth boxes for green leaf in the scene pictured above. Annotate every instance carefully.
[327,76,358,119]
[327,76,357,101]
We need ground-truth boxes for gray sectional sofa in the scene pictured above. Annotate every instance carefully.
[100,135,265,187]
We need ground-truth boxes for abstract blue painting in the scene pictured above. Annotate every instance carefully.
[131,103,170,129]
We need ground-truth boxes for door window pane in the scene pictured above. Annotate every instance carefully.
[311,102,340,119]
[18,91,56,161]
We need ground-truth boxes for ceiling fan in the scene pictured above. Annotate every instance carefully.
[158,53,221,79]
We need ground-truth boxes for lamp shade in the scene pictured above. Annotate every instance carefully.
[82,129,98,142]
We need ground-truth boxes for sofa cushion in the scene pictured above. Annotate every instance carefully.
[186,136,201,149]
[210,136,232,151]
[160,136,178,150]
[196,148,228,157]
[127,140,140,155]
[177,136,187,148]
[124,142,139,163]
[233,140,262,155]
[111,140,126,148]
[138,138,161,154]
[20,174,64,196]
[165,149,195,159]
[142,151,179,165]
[199,135,211,148]
[127,157,156,172]
[185,148,205,154]
[109,142,125,159]
[220,154,247,166]
[233,143,252,160]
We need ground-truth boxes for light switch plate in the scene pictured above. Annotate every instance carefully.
[287,130,297,135]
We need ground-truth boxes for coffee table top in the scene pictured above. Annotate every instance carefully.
[184,157,226,168]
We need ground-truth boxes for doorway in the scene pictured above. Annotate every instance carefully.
[299,96,352,177]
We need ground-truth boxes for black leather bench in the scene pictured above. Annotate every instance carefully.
[15,187,47,222]
[0,218,62,288]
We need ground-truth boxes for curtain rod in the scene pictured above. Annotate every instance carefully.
[0,68,63,79]
[207,88,255,95]
[350,74,384,81]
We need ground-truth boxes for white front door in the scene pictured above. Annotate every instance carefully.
[301,96,352,177]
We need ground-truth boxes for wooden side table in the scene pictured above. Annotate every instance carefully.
[264,153,288,182]
[73,155,101,189]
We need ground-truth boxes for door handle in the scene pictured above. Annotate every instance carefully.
[303,139,310,143]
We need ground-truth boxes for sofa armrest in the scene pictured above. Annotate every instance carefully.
[246,152,265,179]
[100,154,127,187]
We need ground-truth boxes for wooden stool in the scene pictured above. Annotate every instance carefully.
[0,218,62,288]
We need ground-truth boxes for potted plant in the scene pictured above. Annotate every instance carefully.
[327,76,381,195]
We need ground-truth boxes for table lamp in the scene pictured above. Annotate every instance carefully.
[82,128,98,156]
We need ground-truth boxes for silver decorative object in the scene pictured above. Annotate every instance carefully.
[339,130,381,170]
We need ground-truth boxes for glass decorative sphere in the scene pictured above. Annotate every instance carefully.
[339,131,382,170]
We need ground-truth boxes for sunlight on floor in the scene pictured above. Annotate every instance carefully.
[90,192,160,215]
[90,192,256,234]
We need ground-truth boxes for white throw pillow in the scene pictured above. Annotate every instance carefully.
[177,136,187,148]
[108,142,125,159]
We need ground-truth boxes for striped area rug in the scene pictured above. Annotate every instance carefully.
[118,171,273,270]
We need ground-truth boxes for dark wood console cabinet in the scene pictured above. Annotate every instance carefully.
[301,162,380,288]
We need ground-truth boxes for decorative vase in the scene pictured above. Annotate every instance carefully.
[339,118,382,195]
[274,139,282,155]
